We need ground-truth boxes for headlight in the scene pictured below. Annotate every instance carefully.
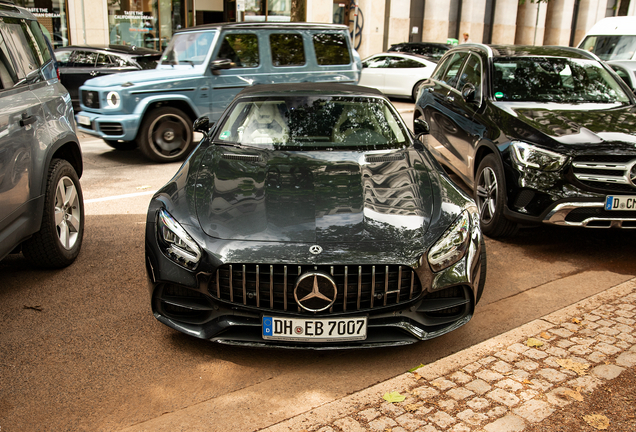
[510,141,567,171]
[106,91,121,109]
[157,208,202,269]
[428,211,471,272]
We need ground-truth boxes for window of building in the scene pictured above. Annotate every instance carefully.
[241,0,291,22]
[15,0,69,49]
[270,33,305,67]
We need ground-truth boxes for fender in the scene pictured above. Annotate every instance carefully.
[132,94,201,119]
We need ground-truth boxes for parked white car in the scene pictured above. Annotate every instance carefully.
[359,52,436,100]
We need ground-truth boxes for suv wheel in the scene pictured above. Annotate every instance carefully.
[104,140,137,151]
[22,159,84,268]
[139,107,193,163]
[475,154,518,238]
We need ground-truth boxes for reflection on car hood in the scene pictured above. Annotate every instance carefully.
[497,102,636,147]
[194,146,434,243]
[83,68,202,88]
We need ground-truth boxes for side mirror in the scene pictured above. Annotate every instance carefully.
[193,116,213,138]
[461,83,476,103]
[414,118,430,139]
[210,58,234,75]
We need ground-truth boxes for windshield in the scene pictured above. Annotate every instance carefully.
[215,96,409,150]
[579,35,636,61]
[160,30,216,66]
[493,57,631,104]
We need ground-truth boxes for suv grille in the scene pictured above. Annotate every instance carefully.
[572,155,636,193]
[82,90,100,109]
[209,264,422,314]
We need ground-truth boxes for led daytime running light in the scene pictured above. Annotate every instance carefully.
[157,209,201,268]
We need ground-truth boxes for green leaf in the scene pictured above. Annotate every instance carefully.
[408,363,425,373]
[526,337,544,348]
[383,391,406,403]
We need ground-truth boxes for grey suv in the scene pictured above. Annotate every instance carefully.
[0,1,84,268]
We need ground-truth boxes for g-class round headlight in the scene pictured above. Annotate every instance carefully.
[106,91,121,109]
[428,211,471,272]
[157,208,202,269]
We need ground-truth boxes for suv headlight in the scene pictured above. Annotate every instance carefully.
[510,141,568,171]
[428,210,471,272]
[157,208,202,269]
[106,91,121,109]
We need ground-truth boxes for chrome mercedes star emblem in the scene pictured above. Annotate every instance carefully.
[294,272,337,312]
[309,245,322,255]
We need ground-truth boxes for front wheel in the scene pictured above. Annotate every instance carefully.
[138,107,194,163]
[22,159,84,268]
[474,154,518,238]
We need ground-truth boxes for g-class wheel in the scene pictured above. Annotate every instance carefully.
[139,107,194,163]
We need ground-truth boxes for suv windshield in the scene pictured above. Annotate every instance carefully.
[579,35,636,61]
[160,30,216,66]
[493,57,631,104]
[215,96,408,150]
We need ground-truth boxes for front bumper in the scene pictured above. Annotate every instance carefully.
[76,110,141,141]
[544,200,636,228]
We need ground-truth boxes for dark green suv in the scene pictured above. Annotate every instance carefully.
[0,0,84,268]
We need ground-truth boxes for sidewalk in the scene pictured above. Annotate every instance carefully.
[259,279,636,432]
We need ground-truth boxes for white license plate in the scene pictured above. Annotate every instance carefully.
[77,115,91,126]
[605,195,636,210]
[262,316,367,342]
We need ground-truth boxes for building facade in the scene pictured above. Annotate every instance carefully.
[17,0,636,58]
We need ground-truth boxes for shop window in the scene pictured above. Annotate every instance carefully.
[313,33,351,66]
[15,0,69,49]
[270,33,305,67]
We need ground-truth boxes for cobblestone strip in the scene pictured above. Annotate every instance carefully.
[260,279,636,432]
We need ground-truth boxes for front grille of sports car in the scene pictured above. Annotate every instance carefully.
[81,90,100,109]
[209,264,422,314]
[571,155,636,193]
[100,122,124,135]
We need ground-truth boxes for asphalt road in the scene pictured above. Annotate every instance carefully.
[1,103,635,431]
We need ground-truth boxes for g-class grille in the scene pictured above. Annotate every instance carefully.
[100,122,124,135]
[209,264,422,314]
[572,155,636,192]
[82,90,100,109]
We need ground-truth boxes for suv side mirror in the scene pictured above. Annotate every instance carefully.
[193,116,213,138]
[210,58,234,75]
[462,83,476,103]
[414,118,430,139]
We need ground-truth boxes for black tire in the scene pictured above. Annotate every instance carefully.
[138,107,194,163]
[412,80,425,101]
[104,139,137,151]
[474,154,518,238]
[22,159,84,268]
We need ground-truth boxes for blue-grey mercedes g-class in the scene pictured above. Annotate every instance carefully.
[76,22,361,162]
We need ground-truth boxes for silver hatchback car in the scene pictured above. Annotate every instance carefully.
[0,1,84,268]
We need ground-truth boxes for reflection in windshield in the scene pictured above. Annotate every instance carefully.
[215,96,409,150]
[579,35,636,61]
[160,30,216,66]
[493,57,631,104]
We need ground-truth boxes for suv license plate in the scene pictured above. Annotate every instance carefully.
[262,316,367,342]
[77,115,91,126]
[605,196,636,211]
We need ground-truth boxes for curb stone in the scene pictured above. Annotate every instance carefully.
[259,278,636,432]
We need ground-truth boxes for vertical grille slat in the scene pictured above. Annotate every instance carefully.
[211,263,423,314]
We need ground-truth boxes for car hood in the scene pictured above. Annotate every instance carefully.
[194,146,434,243]
[83,67,202,88]
[495,102,636,148]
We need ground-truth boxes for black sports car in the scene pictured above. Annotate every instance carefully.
[145,83,485,349]
[55,45,160,111]
[415,44,636,238]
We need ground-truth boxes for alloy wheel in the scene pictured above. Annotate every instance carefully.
[476,166,497,224]
[55,176,81,250]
